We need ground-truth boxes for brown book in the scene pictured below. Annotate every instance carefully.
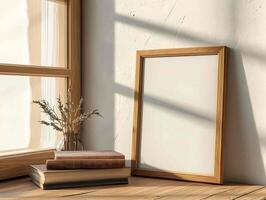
[35,178,128,190]
[55,150,125,160]
[46,159,125,170]
[29,164,130,189]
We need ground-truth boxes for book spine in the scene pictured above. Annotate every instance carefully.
[42,178,128,190]
[55,155,125,160]
[46,159,125,170]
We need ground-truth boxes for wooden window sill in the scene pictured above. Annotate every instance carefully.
[0,149,54,181]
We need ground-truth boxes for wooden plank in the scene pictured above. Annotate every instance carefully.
[157,186,231,200]
[131,52,143,172]
[68,0,81,107]
[237,187,266,200]
[204,185,264,200]
[0,177,264,200]
[214,46,227,184]
[71,177,188,199]
[0,64,70,77]
[0,149,54,180]
[136,46,225,57]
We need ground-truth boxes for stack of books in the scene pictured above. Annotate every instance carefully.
[29,151,130,189]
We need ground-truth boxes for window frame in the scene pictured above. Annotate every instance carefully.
[0,0,81,181]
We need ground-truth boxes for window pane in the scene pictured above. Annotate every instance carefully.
[0,75,66,153]
[0,0,67,67]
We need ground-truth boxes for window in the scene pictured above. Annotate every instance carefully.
[0,0,80,180]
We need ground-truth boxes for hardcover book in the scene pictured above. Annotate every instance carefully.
[46,159,125,170]
[29,164,130,190]
[55,151,125,160]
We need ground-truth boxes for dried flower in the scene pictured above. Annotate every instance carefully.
[33,89,102,136]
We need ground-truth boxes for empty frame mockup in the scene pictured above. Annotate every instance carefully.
[131,46,227,184]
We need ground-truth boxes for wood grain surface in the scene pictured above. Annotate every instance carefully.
[0,176,265,200]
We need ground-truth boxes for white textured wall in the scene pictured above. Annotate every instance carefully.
[82,0,266,184]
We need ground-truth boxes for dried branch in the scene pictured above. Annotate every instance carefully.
[33,89,102,136]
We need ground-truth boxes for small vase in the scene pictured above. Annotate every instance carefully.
[56,133,84,151]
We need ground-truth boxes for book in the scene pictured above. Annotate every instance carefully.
[33,178,128,190]
[55,150,125,160]
[29,164,130,189]
[46,159,125,170]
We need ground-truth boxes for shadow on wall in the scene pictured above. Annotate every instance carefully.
[115,13,266,62]
[82,0,266,184]
[224,50,266,184]
[223,0,266,184]
[81,0,116,150]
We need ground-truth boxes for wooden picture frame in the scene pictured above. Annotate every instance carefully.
[131,46,227,184]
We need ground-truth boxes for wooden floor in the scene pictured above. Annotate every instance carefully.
[0,177,266,200]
